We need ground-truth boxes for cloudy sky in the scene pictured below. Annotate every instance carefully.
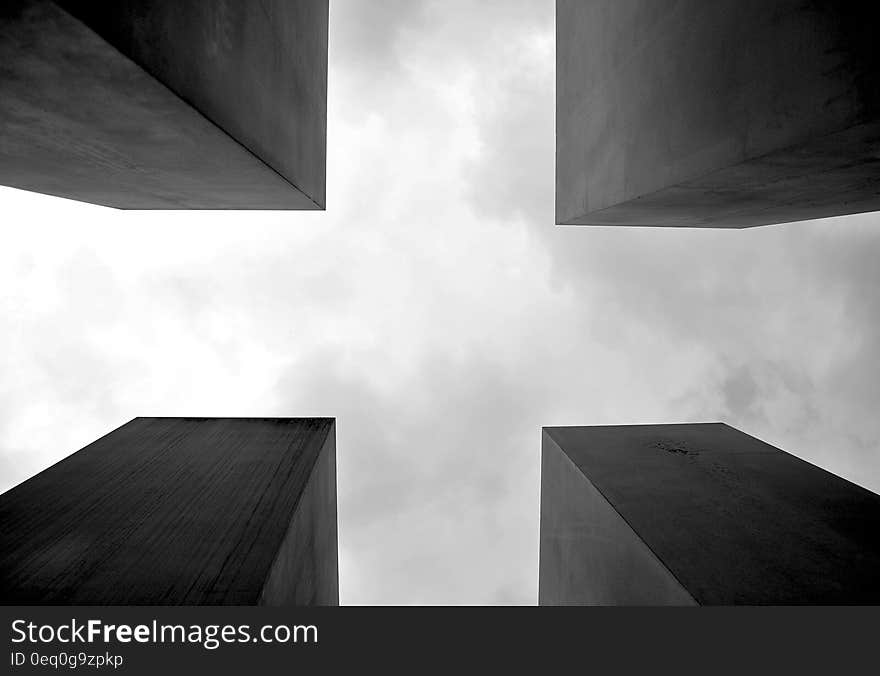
[3,0,880,605]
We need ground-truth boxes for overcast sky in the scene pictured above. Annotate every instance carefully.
[2,0,880,605]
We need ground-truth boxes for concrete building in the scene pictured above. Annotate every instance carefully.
[556,1,880,227]
[0,417,338,605]
[0,0,327,209]
[539,423,880,605]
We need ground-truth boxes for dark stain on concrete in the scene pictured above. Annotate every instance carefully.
[654,439,700,456]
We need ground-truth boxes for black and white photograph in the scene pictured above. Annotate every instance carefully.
[1,0,879,671]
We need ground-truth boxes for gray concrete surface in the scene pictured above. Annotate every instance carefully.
[539,430,696,605]
[556,1,880,227]
[60,0,328,208]
[261,424,338,606]
[0,0,326,209]
[0,417,338,605]
[541,423,880,604]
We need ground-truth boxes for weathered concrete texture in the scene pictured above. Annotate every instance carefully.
[540,423,880,605]
[0,417,338,605]
[539,431,696,606]
[556,1,880,227]
[260,426,338,606]
[59,0,328,208]
[0,0,327,209]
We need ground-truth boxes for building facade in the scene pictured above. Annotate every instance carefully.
[0,417,338,605]
[0,0,327,209]
[540,423,880,604]
[556,1,880,227]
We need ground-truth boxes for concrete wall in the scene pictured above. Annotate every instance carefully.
[0,417,338,605]
[556,0,880,227]
[539,430,696,605]
[60,0,328,208]
[0,0,326,209]
[260,421,338,606]
[543,423,880,604]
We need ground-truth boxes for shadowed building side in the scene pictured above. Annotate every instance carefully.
[539,423,880,605]
[260,425,338,606]
[0,417,338,605]
[0,0,327,209]
[556,0,880,227]
[539,431,696,606]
